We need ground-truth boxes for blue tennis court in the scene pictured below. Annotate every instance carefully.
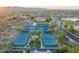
[23,27,40,32]
[23,26,49,32]
[36,23,48,27]
[23,27,31,32]
[11,32,30,47]
[41,27,49,32]
[42,33,58,48]
[32,27,40,31]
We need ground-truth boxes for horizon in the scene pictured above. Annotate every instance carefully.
[0,0,79,10]
[1,6,79,10]
[0,0,79,7]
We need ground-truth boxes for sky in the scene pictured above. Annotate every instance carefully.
[0,0,79,7]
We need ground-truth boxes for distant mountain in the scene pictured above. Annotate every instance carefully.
[0,6,79,14]
[35,6,79,10]
[0,6,49,14]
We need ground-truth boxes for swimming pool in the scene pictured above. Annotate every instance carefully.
[11,32,30,47]
[42,33,58,48]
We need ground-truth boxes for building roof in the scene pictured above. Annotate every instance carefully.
[31,35,39,40]
[35,16,46,22]
[73,25,79,31]
[61,17,79,21]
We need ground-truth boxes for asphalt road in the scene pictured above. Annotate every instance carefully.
[61,26,79,42]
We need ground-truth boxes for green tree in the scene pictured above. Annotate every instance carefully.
[54,44,70,53]
[56,30,66,43]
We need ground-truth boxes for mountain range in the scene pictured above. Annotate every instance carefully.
[0,6,79,14]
